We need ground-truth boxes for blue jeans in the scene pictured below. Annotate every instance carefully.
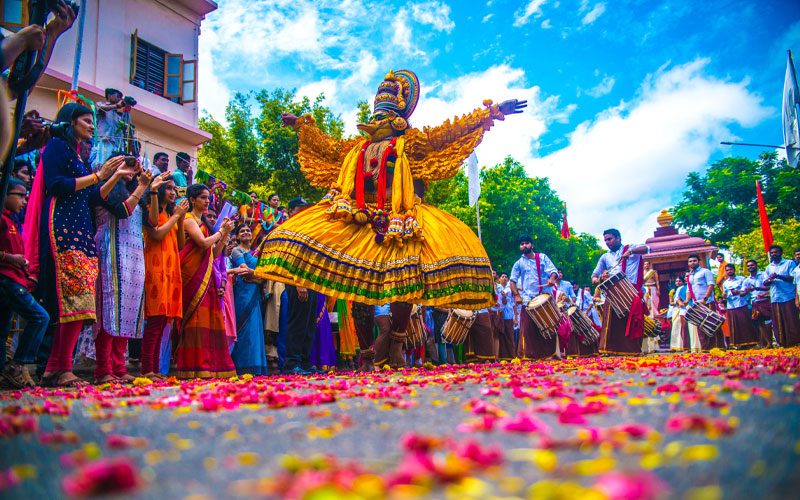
[0,276,49,369]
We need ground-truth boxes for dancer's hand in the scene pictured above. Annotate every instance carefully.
[497,99,527,116]
[281,113,298,128]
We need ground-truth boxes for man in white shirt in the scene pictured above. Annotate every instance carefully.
[510,234,560,360]
[555,269,576,307]
[722,263,759,349]
[764,245,799,347]
[497,273,516,361]
[742,259,774,348]
[590,229,649,355]
[685,254,724,350]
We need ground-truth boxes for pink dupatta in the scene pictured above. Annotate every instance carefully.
[23,152,46,282]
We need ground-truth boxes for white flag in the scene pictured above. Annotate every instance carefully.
[467,152,480,207]
[782,50,800,168]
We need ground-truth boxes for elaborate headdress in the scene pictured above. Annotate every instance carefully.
[372,69,420,124]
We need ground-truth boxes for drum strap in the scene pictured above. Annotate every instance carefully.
[535,252,543,292]
[686,272,697,302]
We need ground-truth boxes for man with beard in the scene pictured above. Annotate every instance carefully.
[685,254,723,350]
[591,229,649,355]
[764,245,799,347]
[722,263,759,349]
[743,259,774,348]
[510,234,561,360]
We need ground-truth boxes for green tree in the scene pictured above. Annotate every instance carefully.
[355,99,371,134]
[198,89,345,201]
[729,218,800,269]
[427,157,603,284]
[673,152,800,246]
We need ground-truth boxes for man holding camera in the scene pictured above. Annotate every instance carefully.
[89,88,135,169]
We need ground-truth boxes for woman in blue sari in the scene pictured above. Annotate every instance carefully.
[230,225,268,375]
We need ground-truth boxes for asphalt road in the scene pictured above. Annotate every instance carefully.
[2,349,800,499]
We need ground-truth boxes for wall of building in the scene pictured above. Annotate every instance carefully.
[41,0,201,126]
[23,0,212,161]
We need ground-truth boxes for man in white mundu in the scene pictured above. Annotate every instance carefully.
[510,235,561,360]
[591,229,649,355]
[685,254,722,351]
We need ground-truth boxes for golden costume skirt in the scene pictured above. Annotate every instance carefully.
[254,202,493,309]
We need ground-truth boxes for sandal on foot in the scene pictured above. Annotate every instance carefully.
[2,364,32,389]
[116,374,135,383]
[40,371,65,388]
[57,372,88,388]
[94,374,119,385]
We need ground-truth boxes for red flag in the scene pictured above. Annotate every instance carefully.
[756,180,773,253]
[560,203,571,239]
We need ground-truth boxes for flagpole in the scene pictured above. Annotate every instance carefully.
[476,199,482,242]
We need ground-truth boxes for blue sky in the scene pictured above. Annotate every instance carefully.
[198,0,800,245]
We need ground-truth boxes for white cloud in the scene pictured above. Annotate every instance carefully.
[528,59,772,244]
[197,22,230,121]
[411,64,574,172]
[514,0,548,27]
[541,19,553,29]
[296,79,339,104]
[410,1,455,32]
[392,13,427,58]
[581,3,606,25]
[585,75,615,97]
[482,13,494,23]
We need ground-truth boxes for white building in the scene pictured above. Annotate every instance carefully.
[2,0,217,163]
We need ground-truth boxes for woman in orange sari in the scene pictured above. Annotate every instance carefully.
[175,184,235,378]
[141,176,186,379]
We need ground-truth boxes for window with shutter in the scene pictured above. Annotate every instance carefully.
[129,32,197,105]
[1,0,28,29]
[129,33,168,98]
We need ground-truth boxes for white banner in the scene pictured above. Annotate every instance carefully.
[782,50,800,168]
[467,152,480,206]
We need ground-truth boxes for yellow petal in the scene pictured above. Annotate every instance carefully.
[682,444,719,462]
[684,485,723,500]
[238,452,260,467]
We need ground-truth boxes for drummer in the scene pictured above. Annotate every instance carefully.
[509,234,561,360]
[577,285,602,333]
[590,228,649,355]
[742,259,774,348]
[722,263,759,349]
[686,254,724,350]
[555,269,577,306]
[497,273,517,361]
[464,308,496,363]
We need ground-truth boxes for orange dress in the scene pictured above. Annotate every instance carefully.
[143,211,183,319]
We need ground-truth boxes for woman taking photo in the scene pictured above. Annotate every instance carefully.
[176,184,235,379]
[230,224,268,375]
[93,162,153,384]
[140,175,187,379]
[25,103,126,387]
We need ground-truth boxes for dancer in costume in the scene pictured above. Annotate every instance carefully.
[255,69,526,368]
